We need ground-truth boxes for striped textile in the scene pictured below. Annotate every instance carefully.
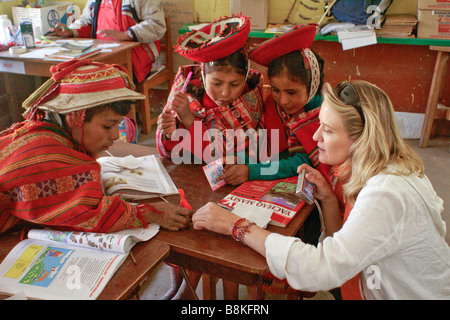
[0,121,145,234]
[259,96,331,179]
[156,65,264,160]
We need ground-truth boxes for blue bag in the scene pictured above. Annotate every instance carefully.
[331,0,393,27]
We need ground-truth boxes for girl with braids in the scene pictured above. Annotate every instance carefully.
[220,24,331,186]
[156,15,264,300]
[156,15,264,165]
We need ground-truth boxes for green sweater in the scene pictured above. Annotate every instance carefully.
[248,94,323,181]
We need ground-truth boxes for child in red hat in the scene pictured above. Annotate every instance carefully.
[220,24,331,186]
[156,15,265,300]
[216,23,332,299]
[156,15,264,166]
[0,59,192,235]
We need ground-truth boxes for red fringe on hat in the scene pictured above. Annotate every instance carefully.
[174,14,250,63]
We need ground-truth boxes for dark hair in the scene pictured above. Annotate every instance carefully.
[203,49,248,76]
[84,101,133,123]
[188,49,259,99]
[267,50,325,94]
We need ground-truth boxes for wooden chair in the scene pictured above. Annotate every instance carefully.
[138,16,174,134]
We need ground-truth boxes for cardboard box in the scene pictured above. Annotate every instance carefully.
[230,0,269,29]
[12,2,78,35]
[418,0,450,10]
[417,9,450,39]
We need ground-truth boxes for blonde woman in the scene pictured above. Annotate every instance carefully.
[192,80,449,299]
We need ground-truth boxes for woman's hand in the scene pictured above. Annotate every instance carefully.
[171,92,195,129]
[192,202,240,235]
[193,202,271,257]
[297,164,335,203]
[297,164,342,236]
[142,202,193,231]
[219,164,249,186]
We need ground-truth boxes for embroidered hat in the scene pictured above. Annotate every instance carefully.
[249,24,320,103]
[248,24,317,67]
[174,15,250,63]
[23,59,145,116]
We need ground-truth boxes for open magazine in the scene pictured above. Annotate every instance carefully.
[0,225,159,300]
[218,176,306,227]
[98,155,178,200]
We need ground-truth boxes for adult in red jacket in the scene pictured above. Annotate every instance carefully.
[50,0,166,83]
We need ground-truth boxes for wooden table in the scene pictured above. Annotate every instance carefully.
[0,39,139,123]
[0,39,138,77]
[106,141,314,299]
[0,230,170,300]
[97,239,169,300]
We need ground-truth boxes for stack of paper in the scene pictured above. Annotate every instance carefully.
[337,27,377,50]
[265,23,295,33]
[61,40,94,52]
[44,47,101,61]
[376,15,418,38]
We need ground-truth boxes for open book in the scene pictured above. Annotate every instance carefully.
[61,40,94,52]
[0,225,159,300]
[218,176,306,228]
[98,155,178,200]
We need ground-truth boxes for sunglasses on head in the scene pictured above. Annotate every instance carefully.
[337,82,365,125]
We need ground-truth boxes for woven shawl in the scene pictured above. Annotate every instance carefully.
[157,65,264,160]
[260,96,331,179]
[0,121,146,234]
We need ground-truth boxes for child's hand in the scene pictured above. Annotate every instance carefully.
[157,109,176,139]
[171,92,195,129]
[219,164,249,186]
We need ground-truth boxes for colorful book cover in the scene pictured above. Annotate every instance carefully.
[218,176,306,227]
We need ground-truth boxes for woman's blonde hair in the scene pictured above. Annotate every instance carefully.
[322,80,424,203]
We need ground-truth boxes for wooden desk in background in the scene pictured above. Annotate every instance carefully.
[0,39,139,124]
[106,141,314,300]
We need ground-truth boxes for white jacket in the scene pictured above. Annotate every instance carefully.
[265,169,450,299]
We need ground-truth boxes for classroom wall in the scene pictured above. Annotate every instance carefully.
[0,0,85,18]
[1,0,448,120]
[0,0,419,28]
[194,0,418,23]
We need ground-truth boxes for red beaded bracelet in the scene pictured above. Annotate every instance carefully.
[231,218,256,243]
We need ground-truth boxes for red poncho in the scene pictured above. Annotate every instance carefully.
[0,121,146,234]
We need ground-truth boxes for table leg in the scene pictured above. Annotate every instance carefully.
[419,50,449,148]
[201,274,217,300]
[247,285,265,300]
[179,266,199,300]
[2,73,21,123]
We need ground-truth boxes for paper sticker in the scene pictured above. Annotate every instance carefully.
[0,59,25,74]
[203,158,226,191]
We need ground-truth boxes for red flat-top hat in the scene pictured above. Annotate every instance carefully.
[248,24,317,66]
[175,15,250,63]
